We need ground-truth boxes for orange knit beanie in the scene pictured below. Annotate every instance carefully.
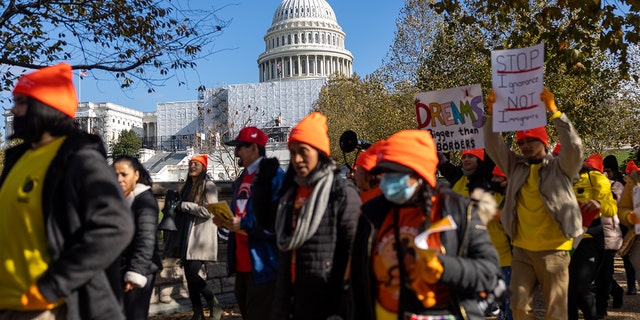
[374,130,438,187]
[516,126,548,147]
[492,165,506,178]
[190,154,208,168]
[288,112,331,156]
[355,140,386,171]
[461,148,484,161]
[583,154,604,173]
[12,63,78,118]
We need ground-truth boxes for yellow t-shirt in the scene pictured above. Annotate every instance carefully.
[0,137,66,309]
[451,175,470,197]
[512,163,573,251]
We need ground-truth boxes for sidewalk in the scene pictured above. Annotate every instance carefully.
[149,292,237,316]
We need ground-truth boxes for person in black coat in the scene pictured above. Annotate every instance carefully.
[272,112,361,320]
[350,130,500,320]
[0,63,133,320]
[113,156,163,320]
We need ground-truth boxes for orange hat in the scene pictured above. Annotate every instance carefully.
[626,161,639,174]
[372,130,438,187]
[288,112,331,156]
[190,154,208,168]
[355,140,386,171]
[583,154,604,173]
[492,165,506,178]
[552,143,562,155]
[516,126,548,147]
[461,148,484,161]
[12,63,78,118]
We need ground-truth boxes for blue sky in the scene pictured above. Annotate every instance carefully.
[73,0,405,113]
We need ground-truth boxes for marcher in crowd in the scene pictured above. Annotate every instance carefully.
[568,154,617,320]
[487,165,513,320]
[437,148,494,196]
[272,112,361,320]
[354,139,385,203]
[217,127,285,320]
[484,88,584,320]
[350,129,501,320]
[594,154,624,316]
[617,156,640,304]
[604,155,637,296]
[0,63,134,319]
[113,156,163,320]
[163,154,223,320]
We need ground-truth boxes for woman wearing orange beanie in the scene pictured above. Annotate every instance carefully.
[350,129,500,320]
[272,112,361,320]
[163,154,223,320]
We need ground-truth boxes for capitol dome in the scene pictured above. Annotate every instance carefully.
[257,0,353,82]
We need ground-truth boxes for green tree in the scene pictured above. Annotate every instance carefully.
[111,129,142,158]
[315,74,416,166]
[431,0,640,80]
[374,0,639,155]
[0,0,229,93]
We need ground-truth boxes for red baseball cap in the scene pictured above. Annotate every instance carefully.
[225,126,268,147]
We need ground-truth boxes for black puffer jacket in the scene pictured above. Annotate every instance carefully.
[271,169,361,320]
[122,185,162,279]
[351,186,500,320]
[1,130,134,320]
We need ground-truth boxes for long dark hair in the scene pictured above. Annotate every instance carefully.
[180,165,209,205]
[10,97,76,142]
[113,155,153,187]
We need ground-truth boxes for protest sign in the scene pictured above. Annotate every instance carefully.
[415,84,484,151]
[491,43,545,132]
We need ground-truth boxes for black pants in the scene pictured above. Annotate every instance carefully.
[234,271,276,320]
[123,272,156,320]
[184,260,215,308]
[594,249,622,312]
[568,237,603,320]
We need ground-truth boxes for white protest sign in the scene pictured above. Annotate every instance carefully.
[491,43,546,132]
[415,84,484,151]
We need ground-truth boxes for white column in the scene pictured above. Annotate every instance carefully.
[289,57,293,77]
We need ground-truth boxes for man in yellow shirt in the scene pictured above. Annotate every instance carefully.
[0,63,133,319]
[483,88,584,320]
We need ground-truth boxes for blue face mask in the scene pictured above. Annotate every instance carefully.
[380,173,419,204]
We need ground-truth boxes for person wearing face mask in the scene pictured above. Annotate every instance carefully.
[0,63,134,319]
[271,112,361,320]
[112,156,162,320]
[437,148,494,196]
[350,129,500,320]
[483,88,584,320]
[486,166,513,320]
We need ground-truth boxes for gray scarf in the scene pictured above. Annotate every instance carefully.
[276,164,335,251]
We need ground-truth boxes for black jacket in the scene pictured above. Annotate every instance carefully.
[1,131,134,320]
[122,187,162,278]
[350,186,500,320]
[437,153,494,193]
[271,171,361,320]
